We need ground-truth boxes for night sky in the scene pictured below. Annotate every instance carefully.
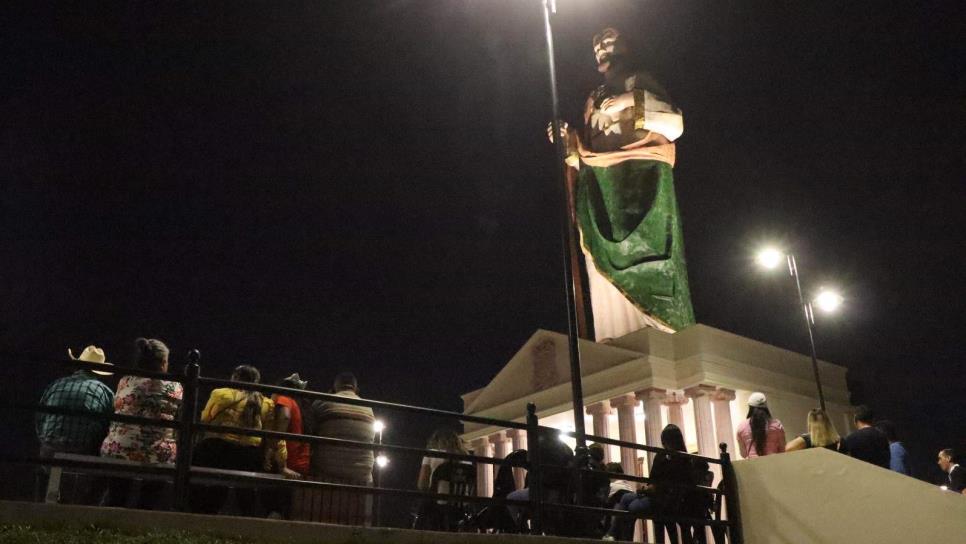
[2,0,964,504]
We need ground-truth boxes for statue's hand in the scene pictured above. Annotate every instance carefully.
[599,92,634,116]
[546,120,570,145]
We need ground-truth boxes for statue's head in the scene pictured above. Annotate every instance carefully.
[592,27,629,74]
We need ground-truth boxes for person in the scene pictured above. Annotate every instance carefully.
[35,345,114,504]
[938,449,966,494]
[100,338,183,508]
[270,373,309,478]
[550,27,694,339]
[295,372,374,524]
[735,392,786,458]
[842,405,890,469]
[874,420,910,475]
[416,428,470,492]
[413,428,472,530]
[192,365,281,516]
[604,424,704,543]
[262,373,309,519]
[505,428,574,532]
[37,345,115,457]
[785,408,846,453]
[605,462,635,501]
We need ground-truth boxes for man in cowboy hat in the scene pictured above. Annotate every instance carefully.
[36,345,115,457]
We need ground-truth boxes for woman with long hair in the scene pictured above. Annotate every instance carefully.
[192,364,278,516]
[416,428,469,491]
[735,392,786,458]
[604,424,705,543]
[786,408,846,453]
[101,338,183,508]
[413,428,472,530]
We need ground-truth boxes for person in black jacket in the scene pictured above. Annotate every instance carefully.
[938,448,966,494]
[842,405,890,469]
[603,424,700,543]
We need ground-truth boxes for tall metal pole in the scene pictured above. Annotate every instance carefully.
[541,0,587,450]
[787,255,827,411]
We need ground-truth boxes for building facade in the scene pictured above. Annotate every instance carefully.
[461,324,852,496]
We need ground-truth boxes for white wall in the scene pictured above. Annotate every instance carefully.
[734,448,966,544]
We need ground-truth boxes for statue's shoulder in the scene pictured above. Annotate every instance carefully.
[631,69,670,99]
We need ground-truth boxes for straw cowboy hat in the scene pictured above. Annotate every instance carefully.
[68,345,113,376]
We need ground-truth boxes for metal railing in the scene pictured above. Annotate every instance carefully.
[2,351,743,542]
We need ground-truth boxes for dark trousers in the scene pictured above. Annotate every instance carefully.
[190,438,263,516]
[104,477,168,510]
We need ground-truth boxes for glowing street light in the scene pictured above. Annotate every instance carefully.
[375,454,389,469]
[372,419,385,435]
[756,247,784,270]
[755,246,841,411]
[814,289,843,313]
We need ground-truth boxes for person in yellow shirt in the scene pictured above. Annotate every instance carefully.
[191,365,284,516]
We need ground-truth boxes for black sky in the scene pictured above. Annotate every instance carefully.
[2,0,965,496]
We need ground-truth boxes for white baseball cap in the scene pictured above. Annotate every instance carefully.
[748,392,768,408]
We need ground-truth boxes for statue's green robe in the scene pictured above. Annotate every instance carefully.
[574,72,695,331]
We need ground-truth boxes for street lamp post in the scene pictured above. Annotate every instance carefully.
[757,249,841,411]
[540,0,588,454]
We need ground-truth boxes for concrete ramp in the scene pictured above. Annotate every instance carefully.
[733,448,966,543]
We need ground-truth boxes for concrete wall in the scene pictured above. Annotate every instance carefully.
[0,501,604,544]
[733,448,966,543]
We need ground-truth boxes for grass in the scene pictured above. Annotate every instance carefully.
[0,526,252,544]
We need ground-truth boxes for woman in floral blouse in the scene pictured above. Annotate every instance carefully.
[100,338,183,508]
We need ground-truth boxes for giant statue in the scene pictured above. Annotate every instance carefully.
[553,28,695,338]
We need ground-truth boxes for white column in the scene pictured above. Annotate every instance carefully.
[685,385,718,458]
[711,388,737,459]
[472,438,493,497]
[506,429,528,490]
[610,394,639,475]
[586,401,613,463]
[664,390,688,430]
[636,388,666,469]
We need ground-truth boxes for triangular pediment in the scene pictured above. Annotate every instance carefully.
[464,329,646,414]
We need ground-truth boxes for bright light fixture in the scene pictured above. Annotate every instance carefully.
[814,289,843,313]
[756,247,784,270]
[373,420,385,434]
[375,454,389,468]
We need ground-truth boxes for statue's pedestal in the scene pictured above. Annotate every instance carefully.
[461,323,851,464]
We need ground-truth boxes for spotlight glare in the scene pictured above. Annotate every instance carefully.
[375,454,389,468]
[373,420,385,434]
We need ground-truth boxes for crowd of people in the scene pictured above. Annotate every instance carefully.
[34,340,965,538]
[36,339,375,521]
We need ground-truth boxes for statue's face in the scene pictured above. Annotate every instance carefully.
[593,28,622,73]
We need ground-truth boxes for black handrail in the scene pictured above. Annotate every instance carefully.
[196,377,529,430]
[557,429,723,464]
[14,404,181,430]
[13,351,744,542]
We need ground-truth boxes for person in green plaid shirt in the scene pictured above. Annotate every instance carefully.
[36,346,115,456]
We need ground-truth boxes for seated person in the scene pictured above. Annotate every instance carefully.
[100,338,183,509]
[604,424,701,543]
[506,429,574,529]
[414,428,472,530]
[191,365,279,516]
[36,345,114,504]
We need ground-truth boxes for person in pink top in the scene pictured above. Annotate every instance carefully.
[736,392,786,458]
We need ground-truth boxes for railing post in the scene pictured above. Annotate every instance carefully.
[525,403,542,534]
[173,349,201,511]
[719,442,743,544]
